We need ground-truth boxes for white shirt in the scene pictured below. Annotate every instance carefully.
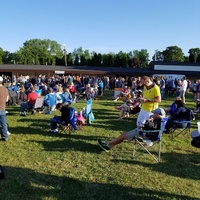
[180,80,188,91]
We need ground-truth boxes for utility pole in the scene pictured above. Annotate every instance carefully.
[63,44,67,66]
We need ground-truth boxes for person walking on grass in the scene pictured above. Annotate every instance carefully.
[180,76,188,104]
[0,76,9,141]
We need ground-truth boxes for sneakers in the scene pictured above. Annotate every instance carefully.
[0,138,8,142]
[7,131,11,135]
[97,139,110,152]
[49,129,58,133]
[20,112,26,116]
[31,110,36,115]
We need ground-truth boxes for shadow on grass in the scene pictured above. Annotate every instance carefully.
[28,138,100,154]
[28,132,101,153]
[8,118,51,135]
[112,151,200,181]
[0,166,197,200]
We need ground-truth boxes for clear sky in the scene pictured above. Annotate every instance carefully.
[1,0,200,59]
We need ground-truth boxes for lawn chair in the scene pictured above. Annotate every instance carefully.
[127,104,141,118]
[170,108,195,139]
[58,106,77,135]
[133,117,168,162]
[27,97,44,114]
[43,93,56,114]
[33,97,44,112]
[84,98,95,125]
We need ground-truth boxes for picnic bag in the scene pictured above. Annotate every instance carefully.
[0,165,5,179]
[191,136,200,148]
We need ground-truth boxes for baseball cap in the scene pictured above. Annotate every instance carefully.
[151,108,166,117]
[0,76,3,82]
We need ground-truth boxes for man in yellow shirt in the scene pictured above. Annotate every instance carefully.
[137,76,161,127]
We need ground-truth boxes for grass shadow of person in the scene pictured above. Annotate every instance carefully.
[0,165,197,200]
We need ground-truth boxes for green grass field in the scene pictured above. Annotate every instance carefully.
[0,90,200,200]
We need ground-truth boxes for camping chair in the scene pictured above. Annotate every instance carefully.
[33,97,44,113]
[59,123,73,135]
[58,107,77,135]
[170,108,195,139]
[43,93,56,114]
[84,98,95,125]
[127,105,141,118]
[133,117,168,162]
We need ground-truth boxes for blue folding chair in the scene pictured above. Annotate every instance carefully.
[170,108,195,139]
[44,93,56,114]
[133,117,168,162]
[84,98,95,125]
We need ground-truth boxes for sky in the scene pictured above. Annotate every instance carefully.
[1,0,200,59]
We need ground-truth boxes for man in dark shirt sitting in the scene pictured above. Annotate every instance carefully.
[49,103,77,133]
[98,108,165,152]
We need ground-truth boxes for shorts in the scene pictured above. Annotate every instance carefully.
[126,129,139,141]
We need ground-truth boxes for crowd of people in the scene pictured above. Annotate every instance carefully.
[0,73,197,147]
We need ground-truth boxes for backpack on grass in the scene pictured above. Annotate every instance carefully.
[191,136,200,148]
[0,165,5,179]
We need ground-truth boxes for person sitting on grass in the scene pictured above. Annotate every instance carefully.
[97,108,166,152]
[49,103,77,133]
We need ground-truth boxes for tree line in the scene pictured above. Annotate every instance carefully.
[0,39,200,68]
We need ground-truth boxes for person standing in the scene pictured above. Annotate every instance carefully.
[0,76,9,141]
[180,76,188,104]
[136,76,161,127]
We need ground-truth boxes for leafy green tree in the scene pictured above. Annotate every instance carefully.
[0,48,3,64]
[131,50,140,68]
[107,53,115,67]
[114,51,129,67]
[162,46,184,62]
[188,48,200,62]
[92,53,102,66]
[17,39,63,65]
[139,49,149,68]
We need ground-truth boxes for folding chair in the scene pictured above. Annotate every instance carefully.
[27,97,44,114]
[33,97,44,112]
[84,98,95,125]
[133,117,168,162]
[43,93,56,114]
[127,105,141,118]
[170,108,195,139]
[58,107,77,135]
[59,123,73,135]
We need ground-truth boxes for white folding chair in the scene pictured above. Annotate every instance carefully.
[133,117,168,162]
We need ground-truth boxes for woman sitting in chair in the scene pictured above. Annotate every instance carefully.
[114,90,142,120]
[165,99,187,133]
[114,85,131,102]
